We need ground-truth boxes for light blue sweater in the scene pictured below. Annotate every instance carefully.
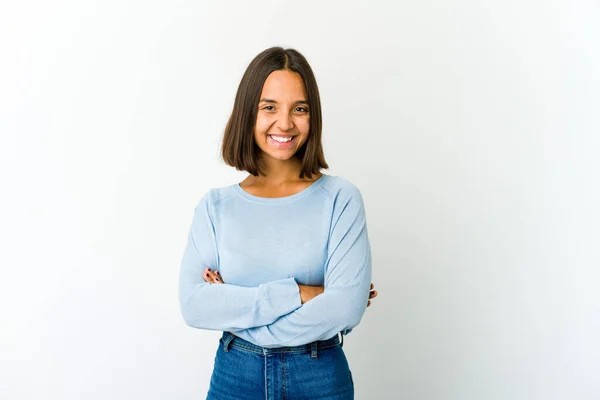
[178,174,372,348]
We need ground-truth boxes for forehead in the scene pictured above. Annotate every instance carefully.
[260,70,306,97]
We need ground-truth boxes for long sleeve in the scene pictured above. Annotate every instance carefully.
[229,186,372,347]
[178,192,302,331]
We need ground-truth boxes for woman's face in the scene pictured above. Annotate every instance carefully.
[254,69,310,163]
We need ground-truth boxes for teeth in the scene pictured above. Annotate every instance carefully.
[270,135,293,143]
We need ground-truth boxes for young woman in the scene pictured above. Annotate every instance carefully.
[179,47,378,400]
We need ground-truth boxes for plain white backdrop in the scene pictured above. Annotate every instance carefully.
[1,1,599,399]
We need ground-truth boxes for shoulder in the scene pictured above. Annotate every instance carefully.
[194,183,237,213]
[320,175,368,220]
[321,175,365,203]
[321,175,369,226]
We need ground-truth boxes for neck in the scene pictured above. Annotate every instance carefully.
[257,156,302,183]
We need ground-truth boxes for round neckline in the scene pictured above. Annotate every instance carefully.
[234,174,328,204]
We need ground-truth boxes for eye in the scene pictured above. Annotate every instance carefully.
[295,106,309,113]
[262,105,275,111]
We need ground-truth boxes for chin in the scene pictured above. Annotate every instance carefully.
[266,152,297,161]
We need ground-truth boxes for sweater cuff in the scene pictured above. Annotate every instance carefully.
[260,277,302,318]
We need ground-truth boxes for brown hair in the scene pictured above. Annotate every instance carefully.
[221,47,328,179]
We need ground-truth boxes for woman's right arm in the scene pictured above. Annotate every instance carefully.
[178,193,302,331]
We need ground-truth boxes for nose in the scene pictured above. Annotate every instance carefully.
[276,110,294,131]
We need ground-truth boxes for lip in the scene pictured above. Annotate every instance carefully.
[268,134,296,148]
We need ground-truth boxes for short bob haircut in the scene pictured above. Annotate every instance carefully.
[221,47,328,179]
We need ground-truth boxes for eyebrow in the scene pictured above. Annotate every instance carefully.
[259,98,308,105]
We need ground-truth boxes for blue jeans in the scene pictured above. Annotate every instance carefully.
[206,331,354,400]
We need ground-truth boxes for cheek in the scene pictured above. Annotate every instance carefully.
[297,117,310,135]
[255,115,271,135]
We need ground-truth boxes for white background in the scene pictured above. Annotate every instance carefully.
[1,1,599,399]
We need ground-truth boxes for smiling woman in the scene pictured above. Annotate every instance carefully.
[179,47,378,400]
[221,47,326,180]
[254,70,310,156]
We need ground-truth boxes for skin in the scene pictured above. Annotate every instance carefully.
[204,69,378,307]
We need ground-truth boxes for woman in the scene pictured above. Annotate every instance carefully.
[179,47,378,400]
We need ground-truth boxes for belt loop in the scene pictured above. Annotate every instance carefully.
[339,332,344,348]
[311,341,318,359]
[222,332,235,352]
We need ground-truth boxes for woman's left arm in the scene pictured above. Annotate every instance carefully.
[228,185,372,347]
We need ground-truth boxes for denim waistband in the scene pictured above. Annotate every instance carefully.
[220,331,342,358]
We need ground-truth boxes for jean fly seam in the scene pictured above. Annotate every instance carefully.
[263,348,268,400]
[282,352,288,400]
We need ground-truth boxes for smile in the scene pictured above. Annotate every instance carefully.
[268,135,296,148]
[269,135,293,142]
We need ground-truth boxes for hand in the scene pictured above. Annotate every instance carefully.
[298,282,378,306]
[203,267,224,284]
[367,283,378,307]
[297,284,324,304]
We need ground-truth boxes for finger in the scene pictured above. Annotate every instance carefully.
[369,290,378,299]
[209,271,223,284]
[367,300,371,307]
[370,283,374,290]
[205,270,218,283]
